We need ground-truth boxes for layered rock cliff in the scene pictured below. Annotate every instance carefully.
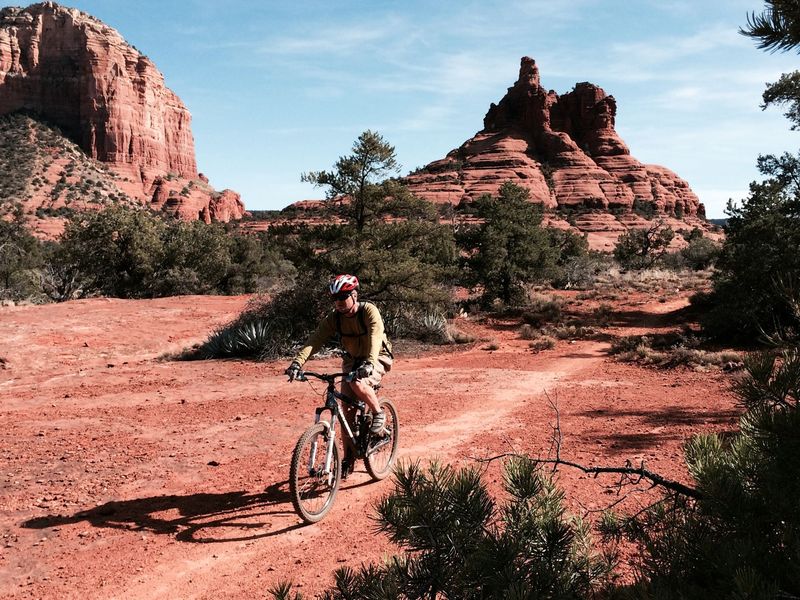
[404,57,707,238]
[0,2,244,228]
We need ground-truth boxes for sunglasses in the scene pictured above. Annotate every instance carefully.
[332,292,352,302]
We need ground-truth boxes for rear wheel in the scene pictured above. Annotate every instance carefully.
[289,423,341,523]
[365,399,399,481]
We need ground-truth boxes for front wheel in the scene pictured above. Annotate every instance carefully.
[289,423,341,523]
[365,399,399,481]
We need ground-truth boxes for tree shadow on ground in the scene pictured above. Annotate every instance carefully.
[576,405,741,451]
[607,305,694,330]
[22,480,306,543]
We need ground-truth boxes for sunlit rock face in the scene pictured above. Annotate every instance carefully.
[404,57,705,223]
[0,2,244,223]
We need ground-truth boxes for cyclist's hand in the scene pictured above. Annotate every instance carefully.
[285,361,301,382]
[355,362,373,380]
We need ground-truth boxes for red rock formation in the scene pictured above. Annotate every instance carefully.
[404,57,706,229]
[0,2,243,222]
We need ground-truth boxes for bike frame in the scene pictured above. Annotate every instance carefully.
[300,372,365,479]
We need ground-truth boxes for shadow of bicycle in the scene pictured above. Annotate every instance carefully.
[22,480,305,543]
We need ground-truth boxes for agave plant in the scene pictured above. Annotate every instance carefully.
[201,318,272,359]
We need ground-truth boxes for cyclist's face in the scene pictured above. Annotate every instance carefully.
[333,290,357,314]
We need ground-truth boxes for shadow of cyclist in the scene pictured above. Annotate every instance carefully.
[22,480,305,543]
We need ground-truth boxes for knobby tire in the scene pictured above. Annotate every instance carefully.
[364,398,399,481]
[289,422,341,524]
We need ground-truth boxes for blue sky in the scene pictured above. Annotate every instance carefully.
[59,0,799,217]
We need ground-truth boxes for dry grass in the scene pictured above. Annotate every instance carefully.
[529,336,556,352]
[610,332,741,369]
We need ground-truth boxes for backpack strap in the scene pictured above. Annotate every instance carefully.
[335,302,368,337]
[335,302,394,360]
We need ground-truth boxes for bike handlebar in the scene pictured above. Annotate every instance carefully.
[295,371,355,384]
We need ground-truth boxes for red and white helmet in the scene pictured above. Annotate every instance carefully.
[328,274,359,295]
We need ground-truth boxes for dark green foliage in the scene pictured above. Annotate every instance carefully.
[301,130,400,232]
[615,350,800,599]
[680,236,720,271]
[0,210,44,299]
[57,205,290,298]
[274,458,611,599]
[632,198,656,220]
[704,152,800,341]
[459,182,568,306]
[613,222,675,270]
[741,0,800,54]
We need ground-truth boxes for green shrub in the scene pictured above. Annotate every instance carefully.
[55,205,287,299]
[197,273,330,359]
[529,336,556,352]
[0,213,45,300]
[705,153,800,342]
[275,458,612,599]
[458,183,566,307]
[681,236,721,270]
[613,223,675,270]
[521,292,564,327]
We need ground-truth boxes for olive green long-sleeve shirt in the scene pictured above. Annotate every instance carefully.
[293,302,392,367]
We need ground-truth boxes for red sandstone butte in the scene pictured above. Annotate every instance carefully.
[404,57,708,241]
[0,2,244,222]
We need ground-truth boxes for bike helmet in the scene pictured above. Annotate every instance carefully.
[329,274,359,296]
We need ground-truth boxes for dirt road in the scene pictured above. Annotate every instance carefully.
[0,294,738,598]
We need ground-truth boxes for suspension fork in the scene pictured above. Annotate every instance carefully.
[309,400,342,480]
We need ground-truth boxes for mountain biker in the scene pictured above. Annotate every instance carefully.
[285,274,393,477]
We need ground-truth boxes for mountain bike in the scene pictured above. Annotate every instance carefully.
[288,371,399,524]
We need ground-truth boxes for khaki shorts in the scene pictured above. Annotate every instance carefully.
[342,355,392,389]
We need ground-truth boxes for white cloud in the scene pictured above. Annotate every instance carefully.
[693,188,746,218]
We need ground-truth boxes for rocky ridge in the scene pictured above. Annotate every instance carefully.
[0,2,244,231]
[403,57,710,248]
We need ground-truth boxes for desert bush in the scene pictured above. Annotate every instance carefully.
[0,212,45,299]
[529,336,556,352]
[592,303,614,326]
[520,292,564,327]
[610,331,741,369]
[274,458,612,599]
[55,205,288,298]
[555,251,611,290]
[196,272,330,359]
[394,309,473,345]
[545,324,596,340]
[613,222,675,270]
[680,236,721,270]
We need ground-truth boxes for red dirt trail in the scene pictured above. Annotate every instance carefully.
[0,293,738,598]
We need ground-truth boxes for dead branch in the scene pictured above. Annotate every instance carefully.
[474,452,701,500]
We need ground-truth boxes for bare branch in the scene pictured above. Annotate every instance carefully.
[473,452,701,500]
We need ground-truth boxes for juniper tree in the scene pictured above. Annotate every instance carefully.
[705,152,800,341]
[301,130,401,232]
[612,221,675,270]
[459,182,562,307]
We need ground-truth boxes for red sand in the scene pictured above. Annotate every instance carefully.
[0,293,738,598]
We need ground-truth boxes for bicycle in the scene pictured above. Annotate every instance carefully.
[288,370,399,524]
